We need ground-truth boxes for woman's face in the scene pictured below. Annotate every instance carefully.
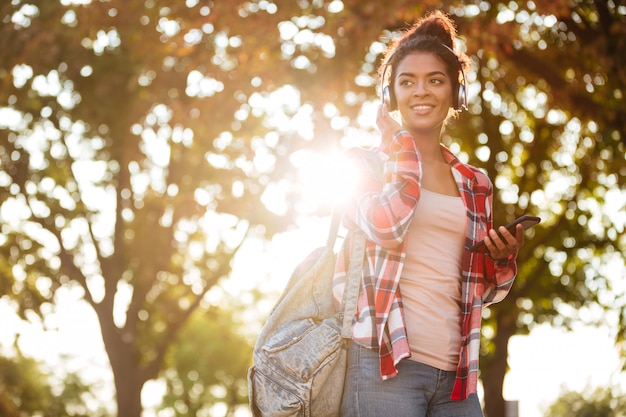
[393,51,454,135]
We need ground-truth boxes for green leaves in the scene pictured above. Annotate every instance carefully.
[0,1,624,416]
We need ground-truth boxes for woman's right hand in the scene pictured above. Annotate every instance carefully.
[377,102,402,148]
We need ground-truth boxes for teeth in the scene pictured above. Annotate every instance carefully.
[413,105,432,110]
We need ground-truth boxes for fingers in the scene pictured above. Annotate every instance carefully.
[514,223,525,247]
[377,102,401,144]
[376,102,385,123]
[484,224,524,261]
[377,102,390,125]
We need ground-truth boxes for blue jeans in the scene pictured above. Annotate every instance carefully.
[340,342,484,417]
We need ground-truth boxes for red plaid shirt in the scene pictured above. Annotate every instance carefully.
[333,129,517,401]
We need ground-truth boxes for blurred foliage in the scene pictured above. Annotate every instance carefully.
[0,0,624,416]
[157,303,252,417]
[545,385,626,417]
[455,2,626,415]
[0,343,108,417]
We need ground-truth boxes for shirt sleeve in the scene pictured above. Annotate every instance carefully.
[344,130,422,249]
[480,187,518,304]
[482,255,517,305]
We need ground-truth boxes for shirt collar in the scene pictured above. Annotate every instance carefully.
[440,143,477,182]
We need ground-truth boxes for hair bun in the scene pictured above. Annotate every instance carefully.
[411,11,457,49]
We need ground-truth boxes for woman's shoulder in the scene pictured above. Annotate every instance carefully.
[344,146,386,167]
[443,145,493,188]
[342,146,387,182]
[466,165,494,198]
[467,164,492,185]
[343,145,385,160]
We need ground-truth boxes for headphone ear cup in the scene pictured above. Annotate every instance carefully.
[457,82,467,111]
[389,85,397,110]
[382,85,390,107]
[382,85,398,111]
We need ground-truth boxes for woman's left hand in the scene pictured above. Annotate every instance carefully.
[484,224,524,262]
[376,102,403,148]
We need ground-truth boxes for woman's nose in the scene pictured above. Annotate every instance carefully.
[412,81,429,96]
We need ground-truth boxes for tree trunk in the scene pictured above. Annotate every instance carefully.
[482,312,516,417]
[113,371,143,417]
[95,299,149,417]
[0,390,20,417]
[107,337,145,417]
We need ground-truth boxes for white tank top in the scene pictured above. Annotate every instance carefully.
[400,188,467,371]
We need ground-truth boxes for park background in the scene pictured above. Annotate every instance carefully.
[0,1,625,416]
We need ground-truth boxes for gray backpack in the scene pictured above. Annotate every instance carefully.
[247,214,365,417]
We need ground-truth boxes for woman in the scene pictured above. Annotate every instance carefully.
[334,11,524,417]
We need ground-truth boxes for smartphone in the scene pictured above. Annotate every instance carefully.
[469,215,541,253]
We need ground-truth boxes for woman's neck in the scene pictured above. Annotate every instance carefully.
[408,128,445,163]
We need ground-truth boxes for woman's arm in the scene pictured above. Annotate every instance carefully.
[480,195,524,304]
[343,104,422,248]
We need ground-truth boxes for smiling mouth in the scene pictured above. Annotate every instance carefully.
[411,104,435,112]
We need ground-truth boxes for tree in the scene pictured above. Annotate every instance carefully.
[453,3,626,416]
[156,302,252,417]
[0,339,107,417]
[0,1,305,415]
[545,386,626,417]
[1,1,624,416]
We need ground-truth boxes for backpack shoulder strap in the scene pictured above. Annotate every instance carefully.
[340,231,365,338]
[325,208,342,248]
